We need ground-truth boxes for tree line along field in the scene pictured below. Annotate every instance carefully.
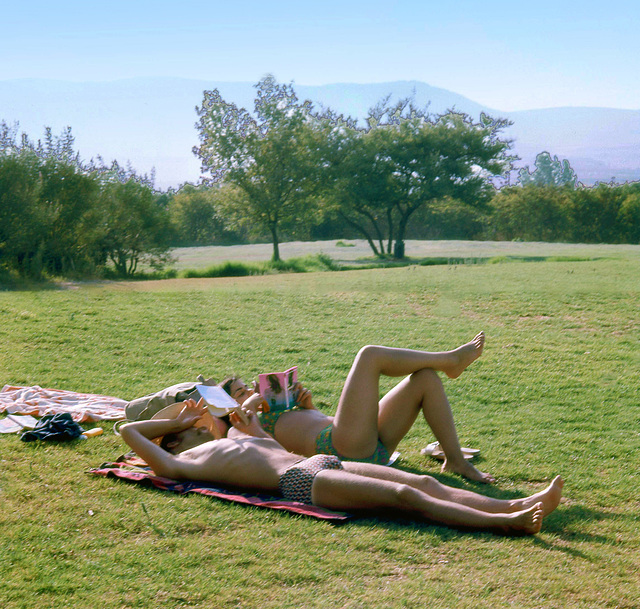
[3,75,640,284]
[0,249,638,608]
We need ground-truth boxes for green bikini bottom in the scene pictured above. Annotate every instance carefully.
[258,408,288,436]
[315,424,391,465]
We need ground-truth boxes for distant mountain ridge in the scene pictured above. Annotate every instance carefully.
[1,78,638,188]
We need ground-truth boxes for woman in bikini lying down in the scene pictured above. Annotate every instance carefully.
[222,333,495,483]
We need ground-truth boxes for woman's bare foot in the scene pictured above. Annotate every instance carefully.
[503,502,544,535]
[442,457,496,484]
[442,332,485,379]
[513,476,564,516]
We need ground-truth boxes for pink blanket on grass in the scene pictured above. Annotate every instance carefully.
[0,385,127,423]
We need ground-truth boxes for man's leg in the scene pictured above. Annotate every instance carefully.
[311,468,544,534]
[341,461,563,516]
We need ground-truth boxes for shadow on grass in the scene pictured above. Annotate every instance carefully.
[339,497,612,561]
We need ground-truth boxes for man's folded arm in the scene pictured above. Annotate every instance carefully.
[120,419,183,479]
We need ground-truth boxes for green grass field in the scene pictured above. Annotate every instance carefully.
[1,242,639,608]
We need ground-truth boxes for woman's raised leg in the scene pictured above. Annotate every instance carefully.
[377,368,495,482]
[331,334,486,465]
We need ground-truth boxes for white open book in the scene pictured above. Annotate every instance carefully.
[195,384,240,417]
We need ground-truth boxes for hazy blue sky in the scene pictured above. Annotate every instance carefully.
[3,0,638,111]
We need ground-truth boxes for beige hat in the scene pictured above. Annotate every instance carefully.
[151,401,222,443]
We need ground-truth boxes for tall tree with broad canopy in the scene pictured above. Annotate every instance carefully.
[0,151,43,277]
[0,123,101,277]
[193,75,322,262]
[326,101,514,258]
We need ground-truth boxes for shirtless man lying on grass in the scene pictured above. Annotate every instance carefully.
[120,399,563,535]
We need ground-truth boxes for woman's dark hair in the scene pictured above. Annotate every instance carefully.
[220,377,240,396]
[217,378,238,426]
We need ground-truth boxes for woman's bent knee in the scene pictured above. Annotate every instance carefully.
[352,344,386,372]
[356,344,381,362]
[410,367,441,388]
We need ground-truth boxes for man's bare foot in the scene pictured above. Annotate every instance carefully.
[504,502,544,535]
[442,457,496,484]
[442,332,485,379]
[514,476,564,516]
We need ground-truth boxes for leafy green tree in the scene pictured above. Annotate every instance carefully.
[168,183,240,246]
[37,158,101,275]
[414,196,486,240]
[565,184,627,243]
[194,75,323,261]
[0,152,44,277]
[326,124,397,256]
[0,121,20,155]
[390,111,512,257]
[617,188,640,243]
[1,120,174,279]
[98,180,173,276]
[518,152,578,188]
[489,181,640,244]
[326,102,513,257]
[488,185,570,241]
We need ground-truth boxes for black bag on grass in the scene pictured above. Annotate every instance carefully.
[21,413,84,442]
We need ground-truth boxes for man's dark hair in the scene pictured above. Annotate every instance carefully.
[160,432,179,453]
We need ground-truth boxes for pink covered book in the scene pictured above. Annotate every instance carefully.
[258,366,298,411]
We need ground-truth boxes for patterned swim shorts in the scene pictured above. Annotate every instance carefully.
[279,454,344,505]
